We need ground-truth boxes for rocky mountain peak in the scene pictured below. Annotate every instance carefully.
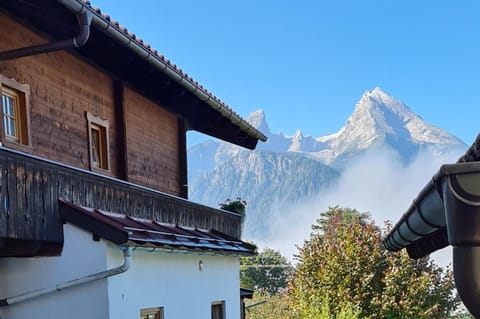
[189,89,466,172]
[293,129,303,139]
[246,109,271,136]
[188,88,467,238]
[315,87,466,166]
[355,87,414,121]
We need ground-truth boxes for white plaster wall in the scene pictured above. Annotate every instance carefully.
[0,224,110,319]
[106,247,241,319]
[0,224,242,319]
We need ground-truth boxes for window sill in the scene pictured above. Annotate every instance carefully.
[0,140,33,153]
[90,166,112,175]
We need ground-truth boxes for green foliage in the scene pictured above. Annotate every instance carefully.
[288,207,458,318]
[219,197,247,213]
[292,296,361,319]
[377,249,457,318]
[245,291,291,319]
[240,248,292,295]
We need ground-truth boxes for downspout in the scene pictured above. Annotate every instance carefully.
[0,246,132,307]
[440,163,480,318]
[0,10,92,61]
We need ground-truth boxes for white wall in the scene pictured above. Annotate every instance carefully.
[0,224,242,319]
[0,224,110,319]
[106,247,241,319]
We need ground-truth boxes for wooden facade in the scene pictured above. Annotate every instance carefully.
[0,1,263,256]
[0,11,184,196]
[0,147,241,256]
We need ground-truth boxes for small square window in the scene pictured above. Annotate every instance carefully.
[211,301,225,319]
[140,307,164,319]
[86,112,110,171]
[0,75,30,147]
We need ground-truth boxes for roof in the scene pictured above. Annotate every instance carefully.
[0,0,267,149]
[240,288,255,299]
[384,133,480,259]
[59,199,256,256]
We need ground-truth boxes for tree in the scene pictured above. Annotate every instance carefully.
[288,207,458,318]
[378,246,457,318]
[244,291,292,319]
[240,248,292,295]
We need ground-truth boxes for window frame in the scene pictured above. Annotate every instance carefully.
[0,74,31,149]
[86,111,110,172]
[211,301,226,319]
[140,307,164,319]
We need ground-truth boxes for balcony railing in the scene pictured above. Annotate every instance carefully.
[0,147,242,247]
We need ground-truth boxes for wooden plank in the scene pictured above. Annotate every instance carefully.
[177,118,188,199]
[56,170,67,201]
[0,154,7,237]
[32,164,43,239]
[15,160,27,238]
[105,185,114,211]
[6,156,17,238]
[41,166,54,242]
[23,160,34,239]
[113,80,128,181]
[93,181,106,210]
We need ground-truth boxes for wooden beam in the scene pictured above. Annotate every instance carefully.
[0,238,63,257]
[178,118,188,199]
[113,80,128,181]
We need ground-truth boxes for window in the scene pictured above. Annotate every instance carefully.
[86,112,110,171]
[140,307,164,319]
[0,75,30,147]
[211,301,225,319]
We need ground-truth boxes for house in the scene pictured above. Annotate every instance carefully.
[0,0,267,318]
[383,134,480,318]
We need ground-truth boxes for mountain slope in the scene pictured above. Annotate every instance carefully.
[189,151,339,239]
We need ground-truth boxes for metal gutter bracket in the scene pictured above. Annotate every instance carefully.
[0,10,92,61]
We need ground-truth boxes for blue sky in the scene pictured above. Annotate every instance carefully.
[91,0,480,146]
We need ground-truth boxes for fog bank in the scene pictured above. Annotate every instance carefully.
[256,148,462,267]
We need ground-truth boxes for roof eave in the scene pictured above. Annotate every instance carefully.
[55,0,267,147]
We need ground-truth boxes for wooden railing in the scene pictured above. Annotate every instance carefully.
[0,148,241,245]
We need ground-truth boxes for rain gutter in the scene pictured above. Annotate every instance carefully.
[130,244,255,257]
[0,10,92,61]
[0,246,132,307]
[383,162,480,318]
[54,0,267,144]
[383,174,445,253]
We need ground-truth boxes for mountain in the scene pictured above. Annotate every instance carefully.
[246,110,327,154]
[187,87,467,239]
[189,151,339,238]
[314,87,466,167]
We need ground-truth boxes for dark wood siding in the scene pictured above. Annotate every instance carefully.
[0,148,242,248]
[0,11,117,174]
[0,12,184,196]
[124,87,181,195]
